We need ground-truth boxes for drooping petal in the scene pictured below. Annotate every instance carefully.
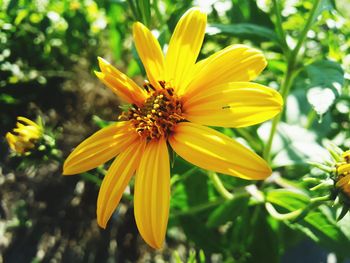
[169,122,271,180]
[97,139,145,228]
[133,22,165,88]
[96,57,147,105]
[184,45,267,97]
[134,139,170,249]
[164,8,207,94]
[183,82,283,128]
[63,122,138,175]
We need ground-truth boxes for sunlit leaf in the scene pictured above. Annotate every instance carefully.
[305,60,344,116]
[267,190,350,256]
[258,122,330,167]
[207,23,280,45]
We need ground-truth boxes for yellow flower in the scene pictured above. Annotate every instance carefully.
[336,151,350,197]
[63,8,283,248]
[6,116,42,155]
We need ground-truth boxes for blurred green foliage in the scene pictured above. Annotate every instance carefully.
[0,0,105,87]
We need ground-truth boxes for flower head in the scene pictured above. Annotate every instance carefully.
[336,151,350,198]
[63,8,283,248]
[6,116,42,155]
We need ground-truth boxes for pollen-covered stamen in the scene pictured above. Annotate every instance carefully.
[119,81,184,140]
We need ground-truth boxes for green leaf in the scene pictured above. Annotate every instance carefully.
[258,122,330,167]
[267,190,350,256]
[137,0,151,27]
[305,60,344,116]
[207,194,249,228]
[266,189,311,210]
[288,206,350,257]
[0,93,17,104]
[228,0,275,28]
[180,215,223,254]
[184,169,208,207]
[207,23,280,44]
[313,0,335,23]
[108,4,124,61]
[247,209,280,263]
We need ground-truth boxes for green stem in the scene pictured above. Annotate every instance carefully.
[289,0,322,61]
[266,203,303,220]
[266,195,331,222]
[306,109,317,128]
[263,0,322,162]
[272,0,289,54]
[153,0,165,26]
[263,66,295,161]
[208,172,233,200]
[126,0,140,21]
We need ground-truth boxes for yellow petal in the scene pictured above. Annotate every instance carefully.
[97,139,145,228]
[96,57,147,105]
[17,116,40,129]
[6,132,17,151]
[63,122,138,175]
[184,45,267,97]
[133,22,165,88]
[337,164,350,175]
[164,7,207,94]
[134,138,170,249]
[183,82,283,128]
[169,122,271,180]
[336,175,349,187]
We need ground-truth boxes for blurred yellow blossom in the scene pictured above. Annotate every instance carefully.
[336,151,350,197]
[6,116,42,155]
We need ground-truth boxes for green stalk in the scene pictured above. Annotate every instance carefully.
[263,0,322,162]
[263,66,295,161]
[272,0,289,54]
[126,0,141,21]
[208,172,233,200]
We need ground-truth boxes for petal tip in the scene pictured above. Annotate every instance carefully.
[62,168,74,176]
[94,71,105,79]
[97,218,107,229]
[187,6,206,15]
[97,56,109,65]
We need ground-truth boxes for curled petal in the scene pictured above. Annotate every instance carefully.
[96,57,147,105]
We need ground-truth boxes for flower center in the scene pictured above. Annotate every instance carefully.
[119,81,184,140]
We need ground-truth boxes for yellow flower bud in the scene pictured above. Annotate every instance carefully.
[6,116,42,155]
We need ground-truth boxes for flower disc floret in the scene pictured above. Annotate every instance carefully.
[119,81,184,140]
